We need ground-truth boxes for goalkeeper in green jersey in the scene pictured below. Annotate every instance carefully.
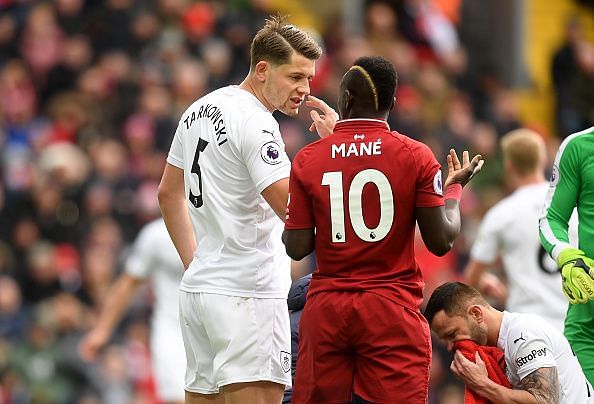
[539,126,594,384]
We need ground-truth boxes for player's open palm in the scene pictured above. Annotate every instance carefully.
[444,149,484,188]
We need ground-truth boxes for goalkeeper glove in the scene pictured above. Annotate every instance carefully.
[557,248,594,304]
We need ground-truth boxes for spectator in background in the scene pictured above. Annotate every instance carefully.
[464,129,571,331]
[552,18,594,138]
[80,217,185,404]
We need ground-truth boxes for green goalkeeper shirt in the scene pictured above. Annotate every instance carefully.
[540,126,594,261]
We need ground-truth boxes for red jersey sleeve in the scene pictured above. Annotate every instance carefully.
[412,141,445,208]
[285,152,314,229]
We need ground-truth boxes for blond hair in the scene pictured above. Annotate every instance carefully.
[250,15,322,68]
[500,129,546,176]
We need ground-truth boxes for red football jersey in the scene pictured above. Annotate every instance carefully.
[285,119,444,309]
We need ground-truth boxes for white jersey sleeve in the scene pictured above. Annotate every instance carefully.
[238,111,291,193]
[126,222,160,279]
[167,126,184,169]
[470,207,503,264]
[499,312,593,403]
[510,335,557,381]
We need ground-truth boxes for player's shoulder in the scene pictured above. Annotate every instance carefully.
[481,200,513,229]
[485,183,547,222]
[197,86,272,120]
[558,126,594,158]
[292,138,326,167]
[142,218,167,234]
[564,126,594,144]
[136,218,169,245]
[504,312,556,341]
[389,130,436,158]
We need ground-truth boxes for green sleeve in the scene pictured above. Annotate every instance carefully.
[539,137,580,261]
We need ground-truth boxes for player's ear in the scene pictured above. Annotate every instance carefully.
[253,61,269,82]
[338,88,352,119]
[390,96,395,111]
[468,305,484,323]
[344,89,353,114]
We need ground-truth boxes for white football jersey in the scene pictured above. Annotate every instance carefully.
[167,86,291,298]
[498,311,593,403]
[126,218,184,328]
[470,182,573,331]
[125,218,186,400]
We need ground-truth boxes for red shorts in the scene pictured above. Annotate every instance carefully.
[292,291,431,403]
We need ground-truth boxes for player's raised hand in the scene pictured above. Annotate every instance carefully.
[306,95,338,139]
[444,149,484,188]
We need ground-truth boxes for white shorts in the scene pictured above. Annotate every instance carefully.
[179,292,292,394]
[151,319,186,401]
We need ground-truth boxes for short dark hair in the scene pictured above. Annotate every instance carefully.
[342,56,397,113]
[424,282,487,325]
[250,15,322,68]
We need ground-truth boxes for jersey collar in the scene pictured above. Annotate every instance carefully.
[334,118,390,131]
[497,311,511,351]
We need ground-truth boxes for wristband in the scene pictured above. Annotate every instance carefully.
[444,183,463,201]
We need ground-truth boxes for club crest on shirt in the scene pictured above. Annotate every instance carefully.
[280,351,291,373]
[261,141,282,165]
[433,171,443,195]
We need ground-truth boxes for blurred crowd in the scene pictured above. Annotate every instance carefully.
[0,0,592,403]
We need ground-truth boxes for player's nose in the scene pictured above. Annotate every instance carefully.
[446,341,454,352]
[298,81,310,96]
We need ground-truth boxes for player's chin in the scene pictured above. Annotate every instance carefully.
[279,105,299,116]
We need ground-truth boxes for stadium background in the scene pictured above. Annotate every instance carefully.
[0,0,593,402]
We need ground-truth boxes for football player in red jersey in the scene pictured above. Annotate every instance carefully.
[283,56,483,403]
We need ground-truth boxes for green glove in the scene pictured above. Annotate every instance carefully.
[557,248,594,304]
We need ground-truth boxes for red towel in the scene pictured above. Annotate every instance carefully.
[453,340,512,404]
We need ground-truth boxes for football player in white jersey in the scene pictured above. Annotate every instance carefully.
[157,16,336,404]
[464,129,574,331]
[80,218,185,404]
[425,282,593,403]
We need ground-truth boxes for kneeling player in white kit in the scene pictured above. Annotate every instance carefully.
[426,282,593,403]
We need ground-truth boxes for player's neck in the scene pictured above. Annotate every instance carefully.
[344,109,389,121]
[486,308,504,346]
[514,172,546,188]
[239,75,274,112]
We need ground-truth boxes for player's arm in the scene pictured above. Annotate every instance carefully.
[283,229,314,261]
[539,138,594,303]
[464,260,507,305]
[283,157,315,260]
[539,139,580,261]
[262,178,289,222]
[416,150,483,256]
[79,273,142,361]
[520,367,560,404]
[158,163,197,269]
